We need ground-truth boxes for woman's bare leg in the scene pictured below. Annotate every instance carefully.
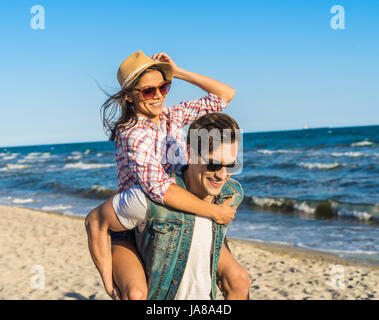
[111,239,148,300]
[216,242,250,300]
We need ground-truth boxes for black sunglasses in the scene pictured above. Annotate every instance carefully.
[206,159,242,174]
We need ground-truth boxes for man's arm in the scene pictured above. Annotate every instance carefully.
[84,197,126,299]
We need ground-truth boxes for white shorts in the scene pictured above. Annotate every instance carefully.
[112,185,148,232]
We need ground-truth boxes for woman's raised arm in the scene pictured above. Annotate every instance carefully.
[151,52,236,103]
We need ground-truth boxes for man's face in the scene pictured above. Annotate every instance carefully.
[187,141,239,200]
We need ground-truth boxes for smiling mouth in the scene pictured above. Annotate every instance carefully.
[149,101,162,108]
[207,177,223,188]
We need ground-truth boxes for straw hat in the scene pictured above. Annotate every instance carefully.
[117,50,173,89]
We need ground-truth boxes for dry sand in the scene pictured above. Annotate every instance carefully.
[1,205,378,300]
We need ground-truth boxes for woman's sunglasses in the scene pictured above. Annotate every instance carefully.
[133,81,171,100]
[206,159,242,175]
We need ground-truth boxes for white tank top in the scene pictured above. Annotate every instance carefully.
[174,215,213,300]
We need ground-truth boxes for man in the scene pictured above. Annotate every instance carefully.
[85,113,249,300]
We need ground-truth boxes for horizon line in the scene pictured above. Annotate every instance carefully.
[1,123,378,149]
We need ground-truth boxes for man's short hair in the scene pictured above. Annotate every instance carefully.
[187,113,240,159]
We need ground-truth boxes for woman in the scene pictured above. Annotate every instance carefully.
[89,51,249,299]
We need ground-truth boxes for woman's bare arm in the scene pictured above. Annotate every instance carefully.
[151,52,236,103]
[163,184,236,224]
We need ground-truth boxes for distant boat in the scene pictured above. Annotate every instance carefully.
[302,126,330,131]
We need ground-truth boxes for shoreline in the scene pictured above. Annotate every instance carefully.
[6,204,379,268]
[1,205,378,300]
[229,238,379,270]
[229,237,379,269]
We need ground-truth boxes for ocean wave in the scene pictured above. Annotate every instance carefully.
[40,181,116,200]
[246,196,379,222]
[12,198,35,204]
[331,152,364,158]
[41,205,72,211]
[18,152,54,163]
[297,162,342,170]
[80,185,117,199]
[351,141,374,147]
[0,164,32,171]
[0,153,20,160]
[257,149,300,155]
[65,152,82,161]
[63,161,115,170]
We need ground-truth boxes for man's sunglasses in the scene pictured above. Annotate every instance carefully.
[206,159,242,175]
[133,81,171,100]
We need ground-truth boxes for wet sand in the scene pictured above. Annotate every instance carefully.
[0,205,378,300]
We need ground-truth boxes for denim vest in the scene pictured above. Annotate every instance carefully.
[134,168,244,300]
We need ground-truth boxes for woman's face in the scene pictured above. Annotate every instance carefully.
[126,69,166,124]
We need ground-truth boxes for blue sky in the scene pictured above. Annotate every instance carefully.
[0,0,378,147]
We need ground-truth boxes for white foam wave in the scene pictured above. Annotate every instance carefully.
[66,155,82,161]
[298,162,342,170]
[18,152,53,163]
[258,149,299,154]
[331,152,363,157]
[246,225,266,231]
[0,164,32,171]
[351,141,374,147]
[336,208,373,221]
[41,205,72,211]
[63,161,115,170]
[251,196,284,207]
[1,153,21,160]
[12,198,35,204]
[294,202,315,214]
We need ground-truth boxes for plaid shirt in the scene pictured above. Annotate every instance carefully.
[115,93,228,204]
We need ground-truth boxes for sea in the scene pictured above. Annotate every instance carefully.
[1,125,378,265]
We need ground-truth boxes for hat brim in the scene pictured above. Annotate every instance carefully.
[121,61,173,89]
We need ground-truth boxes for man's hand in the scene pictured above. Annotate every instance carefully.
[213,197,236,224]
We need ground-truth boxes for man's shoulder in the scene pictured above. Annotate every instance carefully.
[221,178,244,208]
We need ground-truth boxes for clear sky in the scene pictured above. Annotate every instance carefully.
[0,0,378,147]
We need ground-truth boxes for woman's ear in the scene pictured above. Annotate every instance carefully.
[125,94,133,103]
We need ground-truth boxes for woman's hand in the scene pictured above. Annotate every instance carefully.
[212,197,237,224]
[151,52,181,78]
[163,184,237,224]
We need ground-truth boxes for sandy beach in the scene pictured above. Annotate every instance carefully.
[0,205,378,300]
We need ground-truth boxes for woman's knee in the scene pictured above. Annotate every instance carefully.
[121,286,148,300]
[224,268,251,293]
